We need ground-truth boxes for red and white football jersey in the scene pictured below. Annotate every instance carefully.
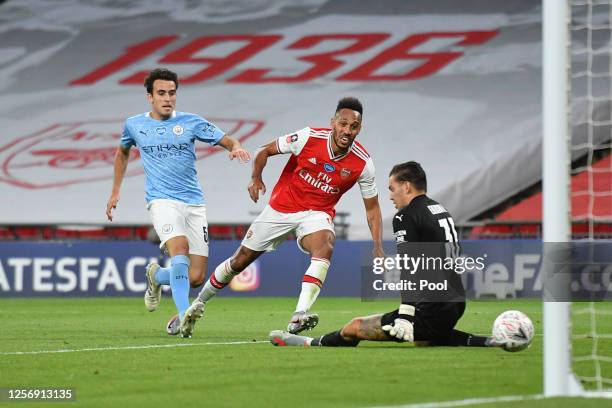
[269,127,377,218]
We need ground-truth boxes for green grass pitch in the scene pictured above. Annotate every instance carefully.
[0,297,610,408]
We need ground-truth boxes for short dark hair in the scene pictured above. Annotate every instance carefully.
[144,68,179,94]
[390,161,427,192]
[335,97,363,116]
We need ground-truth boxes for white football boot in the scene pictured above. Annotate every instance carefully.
[180,301,205,338]
[144,262,162,312]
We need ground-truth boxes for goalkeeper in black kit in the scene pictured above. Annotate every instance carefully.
[270,161,505,348]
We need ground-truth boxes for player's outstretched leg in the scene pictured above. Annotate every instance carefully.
[180,300,205,338]
[431,330,496,348]
[177,258,236,338]
[270,330,313,346]
[195,258,240,304]
[180,247,262,337]
[273,315,386,347]
[177,258,238,338]
[144,262,167,311]
[269,329,361,347]
[193,246,264,304]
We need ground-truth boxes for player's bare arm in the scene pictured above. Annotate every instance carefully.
[363,195,385,258]
[217,134,251,163]
[106,145,131,222]
[248,140,281,203]
[341,314,389,341]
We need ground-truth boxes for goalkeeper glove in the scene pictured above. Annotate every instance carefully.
[382,318,414,341]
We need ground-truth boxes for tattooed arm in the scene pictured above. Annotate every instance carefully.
[340,314,390,341]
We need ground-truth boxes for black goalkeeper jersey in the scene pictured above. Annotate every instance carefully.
[392,194,465,315]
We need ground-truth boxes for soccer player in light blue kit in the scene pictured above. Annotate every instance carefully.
[105,68,250,338]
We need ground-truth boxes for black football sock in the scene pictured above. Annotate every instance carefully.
[447,329,489,347]
[311,330,360,347]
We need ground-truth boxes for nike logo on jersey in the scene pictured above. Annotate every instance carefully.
[395,214,404,222]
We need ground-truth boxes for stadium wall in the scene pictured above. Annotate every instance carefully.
[2,240,609,299]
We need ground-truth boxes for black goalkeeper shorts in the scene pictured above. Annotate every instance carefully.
[380,302,466,342]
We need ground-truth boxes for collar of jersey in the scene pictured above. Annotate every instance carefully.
[145,110,177,121]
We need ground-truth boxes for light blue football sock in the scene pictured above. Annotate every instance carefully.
[154,267,170,285]
[169,255,190,319]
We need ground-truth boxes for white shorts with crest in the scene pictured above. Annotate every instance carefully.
[148,199,209,257]
[241,205,335,253]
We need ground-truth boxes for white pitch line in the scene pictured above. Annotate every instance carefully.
[0,340,269,356]
[368,394,546,408]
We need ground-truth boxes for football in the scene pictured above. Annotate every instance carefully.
[492,310,535,352]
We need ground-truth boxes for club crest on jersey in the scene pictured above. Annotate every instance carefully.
[286,134,298,143]
[340,168,351,178]
[172,125,184,136]
[155,127,166,136]
[324,163,335,172]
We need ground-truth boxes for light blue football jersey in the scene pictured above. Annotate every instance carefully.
[120,111,225,205]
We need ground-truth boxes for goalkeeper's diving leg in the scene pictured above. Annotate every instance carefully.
[270,312,500,348]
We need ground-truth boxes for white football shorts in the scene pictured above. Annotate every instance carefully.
[147,199,209,257]
[241,205,335,253]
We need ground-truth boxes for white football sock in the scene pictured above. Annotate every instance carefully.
[295,257,330,313]
[197,258,239,303]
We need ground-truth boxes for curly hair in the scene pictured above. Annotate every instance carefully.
[335,97,363,116]
[144,68,179,94]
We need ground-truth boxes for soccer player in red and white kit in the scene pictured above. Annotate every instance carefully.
[179,97,384,338]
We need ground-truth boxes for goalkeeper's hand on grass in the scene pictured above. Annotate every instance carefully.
[382,318,414,341]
